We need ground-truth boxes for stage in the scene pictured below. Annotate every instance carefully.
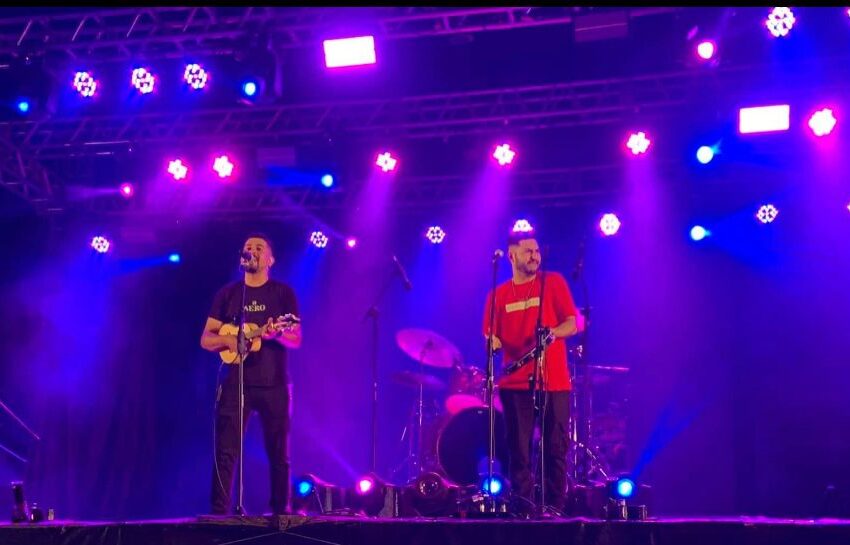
[2,515,849,545]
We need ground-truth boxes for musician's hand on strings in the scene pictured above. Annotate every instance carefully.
[487,334,502,351]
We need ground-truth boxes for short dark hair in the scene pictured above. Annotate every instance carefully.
[507,230,537,248]
[244,232,274,255]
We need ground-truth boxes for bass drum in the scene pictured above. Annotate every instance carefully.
[436,407,509,486]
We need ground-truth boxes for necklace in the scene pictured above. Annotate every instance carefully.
[510,275,537,309]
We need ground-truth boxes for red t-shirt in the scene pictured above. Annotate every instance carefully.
[482,271,578,391]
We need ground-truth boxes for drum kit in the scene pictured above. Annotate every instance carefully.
[389,327,630,495]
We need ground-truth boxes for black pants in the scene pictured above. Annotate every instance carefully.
[211,382,291,514]
[499,389,570,510]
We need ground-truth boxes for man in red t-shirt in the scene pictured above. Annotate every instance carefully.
[482,231,578,512]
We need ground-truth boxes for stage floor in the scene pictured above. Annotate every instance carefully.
[2,515,850,545]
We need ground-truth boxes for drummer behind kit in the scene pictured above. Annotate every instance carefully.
[392,327,630,502]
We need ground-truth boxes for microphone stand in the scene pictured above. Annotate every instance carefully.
[529,264,550,517]
[483,251,501,513]
[235,256,250,516]
[573,240,598,486]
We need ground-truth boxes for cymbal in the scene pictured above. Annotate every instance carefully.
[396,328,463,368]
[391,370,447,391]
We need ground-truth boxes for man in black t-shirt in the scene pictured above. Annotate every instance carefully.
[200,233,302,515]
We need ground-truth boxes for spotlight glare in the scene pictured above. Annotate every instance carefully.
[757,204,779,224]
[294,477,315,498]
[690,225,709,241]
[310,231,329,249]
[184,63,208,90]
[356,476,375,495]
[323,35,377,68]
[119,182,135,198]
[167,159,189,181]
[738,104,791,134]
[766,7,796,38]
[375,152,398,173]
[90,236,110,254]
[16,100,30,113]
[599,213,621,236]
[346,237,357,249]
[511,219,534,233]
[213,155,235,178]
[696,145,715,164]
[321,174,334,188]
[615,477,636,499]
[626,131,651,155]
[131,67,155,94]
[492,144,516,166]
[425,226,446,244]
[808,108,837,137]
[696,40,716,60]
[168,253,181,263]
[481,475,505,496]
[73,71,98,97]
[242,80,258,97]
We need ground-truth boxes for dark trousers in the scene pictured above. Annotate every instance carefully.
[211,382,291,514]
[499,388,571,510]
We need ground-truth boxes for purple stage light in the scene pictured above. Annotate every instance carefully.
[738,104,790,134]
[356,476,375,495]
[168,159,189,181]
[626,131,651,155]
[73,71,98,97]
[766,7,796,37]
[131,67,155,94]
[375,152,398,173]
[696,40,716,60]
[119,183,134,199]
[323,36,377,68]
[184,63,208,90]
[757,204,779,224]
[310,231,329,249]
[492,144,516,166]
[213,155,235,179]
[512,219,534,234]
[599,213,621,236]
[91,236,110,254]
[808,108,837,137]
[345,237,357,249]
[425,226,446,244]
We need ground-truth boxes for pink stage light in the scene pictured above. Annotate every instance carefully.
[425,226,446,244]
[738,105,790,134]
[757,204,779,224]
[213,155,235,178]
[375,152,398,173]
[167,159,189,181]
[696,40,716,60]
[766,7,796,37]
[119,183,134,199]
[626,132,651,155]
[91,236,110,254]
[512,219,534,233]
[323,36,377,68]
[599,213,622,236]
[345,237,357,249]
[131,67,155,94]
[73,71,98,97]
[808,108,837,137]
[310,231,329,249]
[356,476,375,495]
[184,63,208,89]
[493,144,516,166]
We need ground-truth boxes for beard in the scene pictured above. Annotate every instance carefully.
[519,260,539,276]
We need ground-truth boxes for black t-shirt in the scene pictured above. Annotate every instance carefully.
[208,279,299,387]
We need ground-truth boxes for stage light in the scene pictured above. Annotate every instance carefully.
[345,237,357,249]
[808,108,837,137]
[184,63,208,90]
[16,99,30,114]
[119,182,134,199]
[613,477,636,499]
[599,213,621,236]
[481,475,506,496]
[512,219,534,233]
[291,474,350,515]
[294,475,316,498]
[356,475,376,495]
[310,231,329,248]
[241,79,258,97]
[323,35,377,68]
[73,71,98,97]
[757,204,779,224]
[375,152,398,173]
[738,104,790,134]
[168,253,181,263]
[690,225,710,241]
[212,155,234,179]
[91,236,110,254]
[426,226,446,244]
[167,159,188,181]
[696,145,715,164]
[131,67,155,94]
[626,131,651,155]
[766,7,796,37]
[321,174,334,188]
[492,143,516,166]
[696,40,716,60]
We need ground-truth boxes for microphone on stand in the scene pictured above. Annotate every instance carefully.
[239,251,254,269]
[493,249,505,262]
[392,255,413,291]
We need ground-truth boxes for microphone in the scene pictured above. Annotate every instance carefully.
[392,255,413,291]
[493,249,504,262]
[239,250,254,269]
